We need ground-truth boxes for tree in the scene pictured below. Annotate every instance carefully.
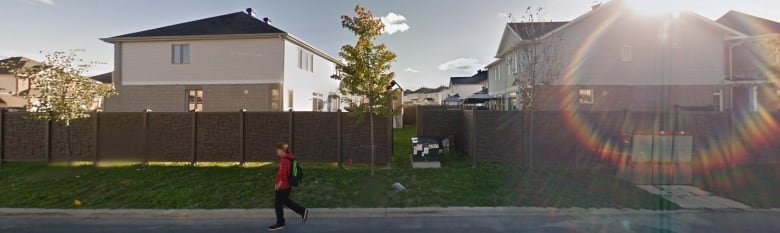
[334,5,399,175]
[510,7,564,170]
[0,50,116,161]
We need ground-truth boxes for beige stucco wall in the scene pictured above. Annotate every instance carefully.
[120,38,285,85]
[104,84,281,112]
[0,74,22,94]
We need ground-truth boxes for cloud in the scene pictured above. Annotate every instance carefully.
[18,0,56,6]
[404,68,420,73]
[379,12,410,35]
[438,58,482,72]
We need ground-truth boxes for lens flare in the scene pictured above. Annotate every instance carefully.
[625,0,691,15]
[557,2,780,180]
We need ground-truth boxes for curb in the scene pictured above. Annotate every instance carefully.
[0,207,708,219]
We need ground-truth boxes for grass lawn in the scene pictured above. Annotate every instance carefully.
[695,164,780,208]
[0,126,677,209]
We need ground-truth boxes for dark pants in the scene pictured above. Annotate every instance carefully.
[274,188,306,224]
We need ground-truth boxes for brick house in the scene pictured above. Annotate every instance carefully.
[101,9,343,112]
[486,0,779,112]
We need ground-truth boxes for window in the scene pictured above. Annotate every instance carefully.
[312,92,324,112]
[172,44,190,64]
[187,89,203,112]
[713,92,723,112]
[297,48,314,72]
[497,65,501,81]
[579,89,594,104]
[271,88,280,110]
[621,46,632,62]
[288,90,294,109]
[328,94,340,112]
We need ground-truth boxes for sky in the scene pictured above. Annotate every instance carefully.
[2,0,780,90]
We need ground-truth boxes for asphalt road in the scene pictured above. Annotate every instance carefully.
[2,211,780,233]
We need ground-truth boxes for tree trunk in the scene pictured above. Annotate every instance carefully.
[527,111,535,172]
[370,111,375,176]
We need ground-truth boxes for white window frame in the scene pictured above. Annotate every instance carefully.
[621,46,632,63]
[297,48,314,72]
[288,89,294,109]
[579,89,594,104]
[187,89,203,112]
[172,44,190,64]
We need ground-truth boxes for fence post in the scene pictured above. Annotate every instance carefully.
[45,119,51,162]
[386,114,393,168]
[143,111,149,165]
[239,109,246,165]
[337,110,343,167]
[191,112,198,166]
[471,110,477,169]
[0,111,4,165]
[288,109,294,152]
[94,112,100,164]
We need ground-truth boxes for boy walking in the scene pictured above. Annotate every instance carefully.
[268,142,308,231]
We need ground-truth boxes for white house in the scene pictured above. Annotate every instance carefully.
[449,70,488,99]
[403,86,448,105]
[101,9,343,112]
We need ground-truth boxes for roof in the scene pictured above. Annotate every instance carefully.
[0,57,40,75]
[89,72,113,84]
[507,22,569,40]
[450,70,488,85]
[101,11,343,65]
[716,10,780,36]
[405,86,448,94]
[107,12,285,39]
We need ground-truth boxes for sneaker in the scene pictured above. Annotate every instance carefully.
[302,209,309,223]
[267,223,285,231]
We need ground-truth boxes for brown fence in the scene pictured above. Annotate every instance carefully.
[417,109,780,168]
[0,111,390,164]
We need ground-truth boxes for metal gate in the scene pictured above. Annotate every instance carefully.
[625,130,694,185]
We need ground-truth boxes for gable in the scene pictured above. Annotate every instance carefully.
[495,26,522,58]
[717,10,780,36]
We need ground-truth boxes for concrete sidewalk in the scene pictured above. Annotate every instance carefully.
[637,185,752,210]
[0,207,748,219]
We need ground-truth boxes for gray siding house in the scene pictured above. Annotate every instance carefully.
[487,0,779,112]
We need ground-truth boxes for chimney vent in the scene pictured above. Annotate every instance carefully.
[263,17,271,24]
[246,8,257,17]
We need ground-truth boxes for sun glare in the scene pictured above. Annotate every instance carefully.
[625,0,692,15]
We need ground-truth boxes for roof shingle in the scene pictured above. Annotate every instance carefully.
[450,70,488,85]
[0,57,40,75]
[108,12,285,39]
[716,10,780,36]
[89,72,113,84]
